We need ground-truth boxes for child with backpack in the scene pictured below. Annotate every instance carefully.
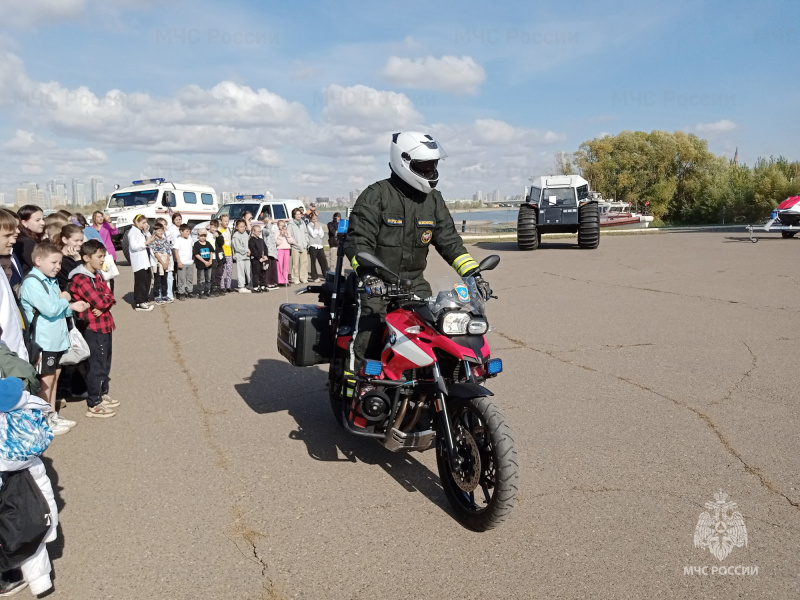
[19,243,90,435]
[67,239,118,419]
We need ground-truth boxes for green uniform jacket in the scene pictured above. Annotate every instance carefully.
[0,342,40,394]
[344,174,479,296]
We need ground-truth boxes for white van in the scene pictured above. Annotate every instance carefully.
[190,195,307,241]
[106,178,220,258]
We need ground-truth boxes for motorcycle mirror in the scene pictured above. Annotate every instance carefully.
[355,251,399,280]
[477,254,500,272]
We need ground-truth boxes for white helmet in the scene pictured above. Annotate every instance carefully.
[389,131,447,194]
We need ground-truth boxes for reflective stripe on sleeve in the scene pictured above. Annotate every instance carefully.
[452,253,479,276]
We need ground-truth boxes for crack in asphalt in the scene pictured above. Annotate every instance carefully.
[162,309,228,470]
[496,330,800,512]
[541,271,798,313]
[162,309,284,596]
[710,341,758,406]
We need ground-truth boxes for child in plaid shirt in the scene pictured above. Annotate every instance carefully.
[67,239,117,419]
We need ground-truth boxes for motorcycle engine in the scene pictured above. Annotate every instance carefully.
[357,385,391,422]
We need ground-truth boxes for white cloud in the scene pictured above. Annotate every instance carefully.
[0,0,165,28]
[429,119,567,193]
[308,84,425,158]
[2,129,36,151]
[380,55,486,95]
[690,119,737,136]
[0,49,563,198]
[0,0,85,28]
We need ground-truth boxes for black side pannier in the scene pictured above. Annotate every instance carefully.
[277,304,333,367]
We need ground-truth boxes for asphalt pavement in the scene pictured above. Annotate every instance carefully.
[43,231,799,599]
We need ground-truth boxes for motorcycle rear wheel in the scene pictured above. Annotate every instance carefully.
[436,396,518,531]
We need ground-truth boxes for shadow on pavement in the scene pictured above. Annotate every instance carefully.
[723,235,794,243]
[235,359,450,515]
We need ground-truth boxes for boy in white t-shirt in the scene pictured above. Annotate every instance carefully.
[173,224,195,300]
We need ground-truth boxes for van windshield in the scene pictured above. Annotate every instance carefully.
[216,203,260,220]
[108,189,158,208]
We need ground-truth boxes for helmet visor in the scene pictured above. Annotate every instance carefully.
[410,159,439,181]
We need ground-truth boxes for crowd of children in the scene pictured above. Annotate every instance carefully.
[0,205,120,595]
[0,202,342,595]
[125,207,340,309]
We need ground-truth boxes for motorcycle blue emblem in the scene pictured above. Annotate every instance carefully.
[389,331,397,345]
[454,284,470,303]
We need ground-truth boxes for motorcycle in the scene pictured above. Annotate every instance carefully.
[279,229,518,531]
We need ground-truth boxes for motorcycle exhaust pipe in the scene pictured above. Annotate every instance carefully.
[402,396,426,433]
[392,398,409,430]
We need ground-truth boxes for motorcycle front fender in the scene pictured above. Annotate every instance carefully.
[447,382,493,399]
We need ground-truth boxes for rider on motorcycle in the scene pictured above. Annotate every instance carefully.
[343,131,490,377]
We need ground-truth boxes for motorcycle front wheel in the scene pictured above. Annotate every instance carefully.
[436,396,519,532]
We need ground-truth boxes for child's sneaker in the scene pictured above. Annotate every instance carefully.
[49,421,71,435]
[101,394,120,408]
[86,405,116,418]
[52,413,77,428]
[238,287,252,293]
[135,303,154,311]
[0,572,28,596]
[166,297,175,303]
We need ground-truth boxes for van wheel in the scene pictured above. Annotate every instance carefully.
[578,202,600,249]
[121,228,131,264]
[517,205,539,251]
[781,231,796,239]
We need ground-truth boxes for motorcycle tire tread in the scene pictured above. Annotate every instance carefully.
[438,396,519,532]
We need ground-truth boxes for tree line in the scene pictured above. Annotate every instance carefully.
[561,131,799,225]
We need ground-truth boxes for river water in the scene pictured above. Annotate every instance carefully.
[316,208,519,225]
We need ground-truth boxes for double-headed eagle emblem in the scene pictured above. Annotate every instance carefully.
[693,490,748,561]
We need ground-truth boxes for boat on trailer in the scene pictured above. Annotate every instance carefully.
[598,199,654,229]
[745,196,800,242]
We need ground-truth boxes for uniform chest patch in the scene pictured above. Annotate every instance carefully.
[417,219,435,227]
[421,230,432,244]
[383,216,404,226]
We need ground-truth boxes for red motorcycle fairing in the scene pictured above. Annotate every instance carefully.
[381,309,485,380]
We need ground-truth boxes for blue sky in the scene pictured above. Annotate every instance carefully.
[0,0,797,202]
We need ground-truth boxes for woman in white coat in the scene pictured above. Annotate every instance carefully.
[127,215,155,312]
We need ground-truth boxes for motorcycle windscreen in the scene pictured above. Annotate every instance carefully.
[427,275,486,319]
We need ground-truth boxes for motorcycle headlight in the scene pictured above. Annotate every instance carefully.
[468,319,488,335]
[441,312,470,335]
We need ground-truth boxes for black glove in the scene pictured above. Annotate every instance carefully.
[474,275,492,301]
[361,275,386,298]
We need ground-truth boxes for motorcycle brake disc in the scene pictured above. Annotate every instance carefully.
[452,427,482,493]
